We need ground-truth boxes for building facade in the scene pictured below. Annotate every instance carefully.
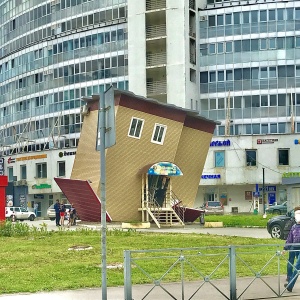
[1,0,300,216]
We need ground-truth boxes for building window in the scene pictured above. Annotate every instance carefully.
[151,124,167,145]
[36,163,47,178]
[278,149,289,166]
[215,151,225,167]
[20,165,27,180]
[58,161,66,177]
[128,117,144,139]
[246,150,257,166]
[8,167,14,182]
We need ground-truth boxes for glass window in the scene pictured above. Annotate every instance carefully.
[210,71,216,82]
[217,43,224,53]
[225,14,232,25]
[269,38,276,49]
[218,71,224,81]
[217,15,224,26]
[209,44,216,54]
[151,124,167,145]
[251,67,259,79]
[20,165,26,180]
[233,12,240,25]
[260,39,267,50]
[208,15,215,26]
[251,11,258,23]
[269,10,276,21]
[252,95,260,107]
[215,151,225,168]
[246,150,256,166]
[270,123,277,133]
[296,37,300,48]
[260,10,267,22]
[226,41,232,52]
[278,149,289,165]
[278,94,286,106]
[242,40,250,51]
[261,123,268,134]
[8,167,14,182]
[261,95,268,106]
[243,11,250,24]
[218,98,224,109]
[269,67,276,78]
[36,163,47,178]
[234,96,242,108]
[58,161,65,177]
[270,95,277,106]
[260,67,268,78]
[234,69,242,80]
[234,40,241,52]
[252,124,260,134]
[210,98,216,109]
[278,123,285,133]
[128,117,144,139]
[277,9,284,21]
[251,39,259,51]
[226,70,233,81]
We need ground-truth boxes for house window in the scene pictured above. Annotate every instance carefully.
[128,117,144,139]
[58,161,66,177]
[20,165,27,180]
[151,124,167,145]
[215,151,225,167]
[36,163,47,178]
[8,167,14,182]
[278,149,289,165]
[246,150,257,166]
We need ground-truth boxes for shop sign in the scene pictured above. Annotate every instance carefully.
[34,194,44,199]
[210,140,230,147]
[147,162,183,176]
[8,157,16,164]
[257,139,278,144]
[282,172,300,178]
[59,151,76,158]
[32,184,51,189]
[201,174,221,179]
[0,158,4,175]
[259,186,276,192]
[17,154,47,161]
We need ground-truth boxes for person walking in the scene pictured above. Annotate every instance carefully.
[284,207,300,292]
[54,199,61,226]
[34,203,38,217]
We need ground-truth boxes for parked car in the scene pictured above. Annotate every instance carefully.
[202,201,224,215]
[5,207,36,221]
[47,203,72,221]
[265,201,287,215]
[267,210,295,239]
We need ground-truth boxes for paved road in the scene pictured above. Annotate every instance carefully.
[22,219,273,239]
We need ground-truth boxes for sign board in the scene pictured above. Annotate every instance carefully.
[147,162,183,176]
[96,86,116,150]
[0,158,4,175]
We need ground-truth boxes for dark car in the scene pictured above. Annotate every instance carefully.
[265,201,287,215]
[267,210,295,239]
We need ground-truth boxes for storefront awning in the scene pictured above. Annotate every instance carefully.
[139,161,183,176]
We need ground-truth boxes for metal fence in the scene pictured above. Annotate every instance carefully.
[123,244,300,300]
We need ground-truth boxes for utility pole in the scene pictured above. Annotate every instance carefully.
[262,168,265,214]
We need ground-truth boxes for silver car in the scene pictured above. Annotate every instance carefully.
[47,203,71,220]
[203,201,224,215]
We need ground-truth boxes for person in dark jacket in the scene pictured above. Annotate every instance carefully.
[54,199,61,226]
[284,207,300,292]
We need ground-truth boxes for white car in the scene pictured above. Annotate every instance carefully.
[5,207,36,221]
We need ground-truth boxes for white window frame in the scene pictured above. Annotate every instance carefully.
[36,163,47,178]
[151,123,167,145]
[128,117,144,139]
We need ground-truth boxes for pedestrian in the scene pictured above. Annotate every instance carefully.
[68,205,74,227]
[284,207,300,292]
[54,199,61,226]
[34,203,38,216]
[71,205,77,226]
[60,203,66,226]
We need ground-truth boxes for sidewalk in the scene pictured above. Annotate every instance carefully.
[1,277,300,299]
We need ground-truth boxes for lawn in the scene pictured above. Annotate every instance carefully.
[0,219,286,295]
[204,213,274,227]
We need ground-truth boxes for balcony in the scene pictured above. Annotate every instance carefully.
[146,24,166,39]
[146,52,167,67]
[146,0,166,11]
[147,80,167,96]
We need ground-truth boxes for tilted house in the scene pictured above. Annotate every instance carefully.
[56,90,217,227]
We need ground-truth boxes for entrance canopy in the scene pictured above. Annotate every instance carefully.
[140,161,183,176]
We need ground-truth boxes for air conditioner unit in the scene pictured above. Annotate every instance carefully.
[80,105,90,116]
[200,16,207,21]
[13,181,20,186]
[123,28,128,33]
[124,54,128,60]
[20,179,27,185]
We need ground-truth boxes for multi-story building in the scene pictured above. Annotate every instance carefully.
[1,0,300,217]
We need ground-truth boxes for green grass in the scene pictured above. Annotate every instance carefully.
[0,219,286,295]
[204,213,273,227]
